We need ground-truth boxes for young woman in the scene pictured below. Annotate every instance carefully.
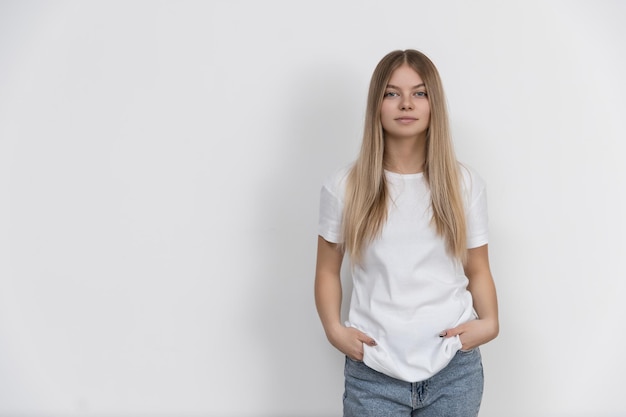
[315,49,499,416]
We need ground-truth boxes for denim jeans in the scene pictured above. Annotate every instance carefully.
[343,348,484,417]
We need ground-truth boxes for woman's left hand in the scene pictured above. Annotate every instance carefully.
[440,318,498,351]
[446,245,499,351]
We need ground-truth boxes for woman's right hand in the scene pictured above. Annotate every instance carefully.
[327,326,377,361]
[315,237,376,361]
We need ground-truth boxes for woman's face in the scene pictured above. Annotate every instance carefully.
[380,64,430,142]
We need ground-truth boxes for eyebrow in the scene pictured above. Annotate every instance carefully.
[386,83,426,89]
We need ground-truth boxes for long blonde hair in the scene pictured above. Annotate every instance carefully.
[342,49,468,263]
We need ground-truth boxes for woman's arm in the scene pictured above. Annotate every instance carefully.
[442,244,499,350]
[314,236,376,360]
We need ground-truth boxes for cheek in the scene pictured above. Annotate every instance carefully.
[379,105,393,126]
[380,102,392,118]
[380,117,390,133]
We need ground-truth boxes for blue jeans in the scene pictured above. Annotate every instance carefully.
[343,348,484,417]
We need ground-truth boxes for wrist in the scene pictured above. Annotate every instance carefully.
[324,322,345,342]
[480,317,500,338]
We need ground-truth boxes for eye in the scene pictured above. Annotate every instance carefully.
[384,91,399,98]
[414,91,428,98]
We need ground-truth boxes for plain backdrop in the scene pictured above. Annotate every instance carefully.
[1,1,625,416]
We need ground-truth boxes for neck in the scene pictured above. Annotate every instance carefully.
[383,135,427,174]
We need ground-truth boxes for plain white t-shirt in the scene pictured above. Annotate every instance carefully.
[318,163,489,382]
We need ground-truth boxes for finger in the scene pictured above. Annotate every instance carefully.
[440,326,463,338]
[356,331,377,346]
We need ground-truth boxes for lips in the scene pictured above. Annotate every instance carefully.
[395,117,418,123]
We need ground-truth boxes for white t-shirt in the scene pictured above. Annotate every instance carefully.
[318,163,489,382]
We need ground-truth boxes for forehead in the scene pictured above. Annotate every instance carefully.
[387,63,424,86]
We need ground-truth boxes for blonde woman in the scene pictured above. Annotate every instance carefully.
[315,49,499,416]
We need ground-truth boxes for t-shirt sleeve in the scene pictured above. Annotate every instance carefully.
[317,167,349,244]
[464,167,489,249]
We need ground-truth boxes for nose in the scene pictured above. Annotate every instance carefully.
[400,96,413,110]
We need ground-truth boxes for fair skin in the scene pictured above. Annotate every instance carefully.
[314,63,499,361]
[380,63,430,174]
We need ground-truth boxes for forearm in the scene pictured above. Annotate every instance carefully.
[468,272,499,335]
[314,236,345,340]
[315,271,344,338]
[465,244,499,340]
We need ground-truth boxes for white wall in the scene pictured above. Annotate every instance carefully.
[1,1,625,416]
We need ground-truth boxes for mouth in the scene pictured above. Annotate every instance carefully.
[395,117,418,123]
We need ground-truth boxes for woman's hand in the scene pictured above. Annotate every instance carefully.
[327,325,377,361]
[440,318,498,351]
[443,244,499,351]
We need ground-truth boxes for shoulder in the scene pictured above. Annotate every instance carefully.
[321,162,354,200]
[459,162,486,191]
[458,162,487,203]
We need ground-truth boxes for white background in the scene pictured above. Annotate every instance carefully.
[1,1,625,416]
